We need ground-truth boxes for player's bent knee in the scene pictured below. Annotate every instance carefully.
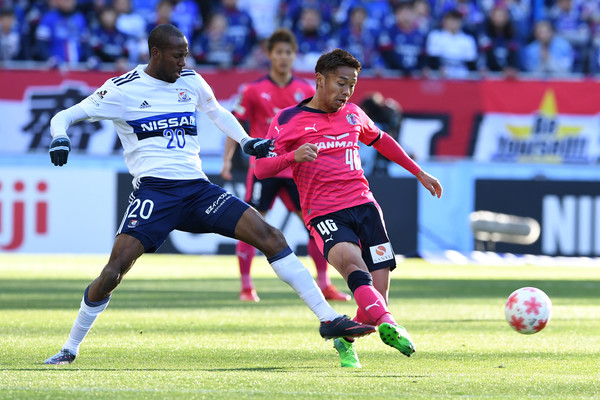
[253,223,288,257]
[267,226,288,252]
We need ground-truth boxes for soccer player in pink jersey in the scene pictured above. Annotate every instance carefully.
[255,49,443,368]
[221,28,350,303]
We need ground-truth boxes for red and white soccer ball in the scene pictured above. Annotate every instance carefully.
[504,287,552,334]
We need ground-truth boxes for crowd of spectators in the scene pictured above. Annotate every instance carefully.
[1,0,600,78]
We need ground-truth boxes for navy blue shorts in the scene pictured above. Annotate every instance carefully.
[117,177,250,252]
[245,175,301,213]
[308,202,396,272]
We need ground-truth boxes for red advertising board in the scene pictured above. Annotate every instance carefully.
[2,69,600,161]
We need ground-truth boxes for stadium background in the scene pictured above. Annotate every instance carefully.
[1,0,600,259]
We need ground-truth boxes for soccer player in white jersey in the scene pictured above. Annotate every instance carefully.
[43,24,375,365]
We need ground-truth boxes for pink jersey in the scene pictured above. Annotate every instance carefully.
[233,75,314,179]
[264,100,383,224]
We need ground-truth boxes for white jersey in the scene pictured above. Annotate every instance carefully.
[79,65,219,185]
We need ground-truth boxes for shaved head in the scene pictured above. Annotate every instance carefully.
[148,24,184,55]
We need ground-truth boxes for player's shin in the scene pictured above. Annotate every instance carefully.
[237,241,256,289]
[62,286,111,355]
[348,270,397,326]
[353,306,376,326]
[267,246,339,322]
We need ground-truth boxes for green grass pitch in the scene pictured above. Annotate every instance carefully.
[0,254,599,399]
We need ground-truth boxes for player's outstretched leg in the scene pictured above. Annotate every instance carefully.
[43,286,111,365]
[237,241,260,302]
[333,337,361,368]
[378,323,416,357]
[349,270,416,356]
[234,209,375,338]
[308,236,350,302]
[267,247,376,338]
[43,349,76,365]
[319,315,375,339]
[44,234,143,365]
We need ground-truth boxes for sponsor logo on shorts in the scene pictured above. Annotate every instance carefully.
[205,193,232,214]
[369,242,393,263]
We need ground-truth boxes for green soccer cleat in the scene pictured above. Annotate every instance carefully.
[334,337,361,368]
[378,323,416,357]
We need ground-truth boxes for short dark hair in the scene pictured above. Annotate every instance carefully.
[393,0,414,12]
[443,9,463,20]
[148,24,184,54]
[267,28,298,53]
[315,49,362,76]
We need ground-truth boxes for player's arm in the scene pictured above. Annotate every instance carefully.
[372,133,442,198]
[221,116,250,180]
[48,104,90,166]
[221,85,250,180]
[206,104,270,158]
[255,143,318,179]
[220,137,238,180]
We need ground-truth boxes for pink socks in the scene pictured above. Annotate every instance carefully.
[353,285,397,326]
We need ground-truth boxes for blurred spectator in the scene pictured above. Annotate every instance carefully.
[580,0,600,28]
[79,0,111,28]
[358,92,403,176]
[336,0,394,30]
[192,12,238,67]
[89,6,130,70]
[478,3,519,77]
[335,6,380,69]
[413,0,433,34]
[282,0,334,33]
[218,0,256,66]
[547,0,591,73]
[0,7,20,61]
[583,0,600,74]
[146,0,175,33]
[238,0,280,39]
[436,0,485,36]
[114,0,147,63]
[14,0,48,60]
[171,0,203,41]
[34,0,90,67]
[243,37,271,68]
[378,1,427,76]
[129,0,161,23]
[196,0,221,27]
[294,7,335,71]
[522,20,574,76]
[503,0,533,45]
[425,9,478,78]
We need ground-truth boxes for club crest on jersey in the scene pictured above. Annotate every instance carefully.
[95,90,108,99]
[294,90,304,102]
[346,113,358,125]
[178,90,191,103]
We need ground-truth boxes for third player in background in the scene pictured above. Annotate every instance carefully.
[221,28,351,303]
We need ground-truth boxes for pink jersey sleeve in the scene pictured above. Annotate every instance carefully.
[373,133,421,175]
[254,107,299,178]
[232,83,252,123]
[356,106,383,145]
[255,152,296,179]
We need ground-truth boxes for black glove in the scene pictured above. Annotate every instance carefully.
[242,137,272,158]
[49,137,71,166]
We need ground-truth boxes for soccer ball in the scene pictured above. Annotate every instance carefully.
[504,287,552,334]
